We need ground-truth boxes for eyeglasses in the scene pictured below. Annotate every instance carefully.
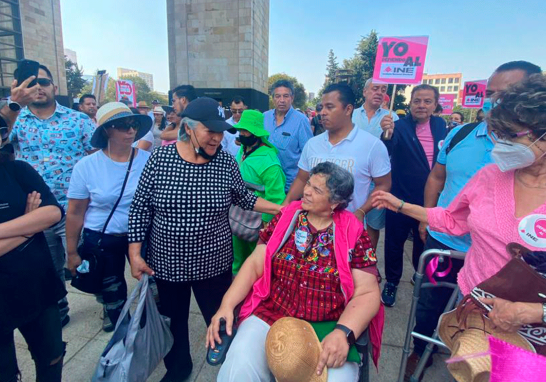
[37,78,53,87]
[231,109,245,114]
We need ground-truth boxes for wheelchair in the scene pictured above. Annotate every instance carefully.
[207,314,373,382]
[396,249,466,382]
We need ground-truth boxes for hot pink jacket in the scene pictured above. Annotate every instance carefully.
[239,201,385,367]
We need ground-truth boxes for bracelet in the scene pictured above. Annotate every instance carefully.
[397,200,405,213]
[357,208,366,215]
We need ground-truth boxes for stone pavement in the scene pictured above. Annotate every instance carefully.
[15,239,453,382]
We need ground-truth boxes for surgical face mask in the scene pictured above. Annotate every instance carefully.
[492,132,546,172]
[190,130,221,160]
[239,134,259,147]
[448,121,459,129]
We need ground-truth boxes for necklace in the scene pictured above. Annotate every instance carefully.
[294,212,333,262]
[106,144,132,163]
[516,171,546,189]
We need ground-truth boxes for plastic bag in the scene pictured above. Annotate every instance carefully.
[92,275,173,382]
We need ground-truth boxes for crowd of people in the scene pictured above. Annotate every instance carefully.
[1,58,545,382]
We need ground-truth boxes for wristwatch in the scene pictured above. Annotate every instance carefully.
[7,98,21,112]
[542,303,546,324]
[334,324,356,346]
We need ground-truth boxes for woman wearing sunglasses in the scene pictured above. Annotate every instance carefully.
[373,74,546,335]
[65,102,152,332]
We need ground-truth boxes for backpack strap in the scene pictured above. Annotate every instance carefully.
[446,122,480,155]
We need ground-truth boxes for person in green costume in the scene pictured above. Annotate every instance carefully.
[232,110,286,274]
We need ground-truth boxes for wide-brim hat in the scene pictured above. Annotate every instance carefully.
[162,105,174,114]
[438,309,535,382]
[265,317,327,382]
[137,101,150,109]
[234,110,277,151]
[92,102,152,148]
[181,97,236,134]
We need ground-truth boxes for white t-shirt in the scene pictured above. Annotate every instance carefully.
[221,116,240,156]
[133,131,154,152]
[68,149,151,234]
[298,126,391,212]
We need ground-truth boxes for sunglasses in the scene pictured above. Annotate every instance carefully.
[109,121,139,131]
[231,109,245,114]
[37,78,53,87]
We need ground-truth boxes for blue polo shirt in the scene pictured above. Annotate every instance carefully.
[352,105,399,138]
[427,121,494,251]
[264,107,312,189]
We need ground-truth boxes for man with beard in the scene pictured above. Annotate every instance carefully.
[9,64,96,328]
[78,94,98,125]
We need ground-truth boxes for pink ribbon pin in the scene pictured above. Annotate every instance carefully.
[425,256,452,285]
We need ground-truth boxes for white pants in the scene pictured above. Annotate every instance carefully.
[217,315,359,382]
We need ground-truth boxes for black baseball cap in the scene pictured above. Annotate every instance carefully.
[181,97,235,133]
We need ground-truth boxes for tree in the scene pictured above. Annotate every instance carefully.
[340,30,407,110]
[268,73,307,110]
[452,104,474,123]
[65,57,86,102]
[318,49,340,95]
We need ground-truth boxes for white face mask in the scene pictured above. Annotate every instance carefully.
[491,132,546,172]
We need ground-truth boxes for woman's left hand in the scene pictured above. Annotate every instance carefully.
[316,330,349,376]
[480,298,542,332]
[371,190,402,213]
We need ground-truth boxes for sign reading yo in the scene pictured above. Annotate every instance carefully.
[462,80,487,108]
[372,36,429,85]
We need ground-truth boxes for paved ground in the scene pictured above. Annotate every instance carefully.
[15,239,453,381]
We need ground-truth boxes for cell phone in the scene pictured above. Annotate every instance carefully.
[16,59,39,87]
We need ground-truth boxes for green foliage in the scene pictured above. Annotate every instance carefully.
[65,57,86,102]
[268,73,307,110]
[316,30,407,110]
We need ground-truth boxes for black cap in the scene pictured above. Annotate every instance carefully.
[152,99,160,104]
[181,97,235,133]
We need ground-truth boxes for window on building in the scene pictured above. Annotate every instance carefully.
[435,79,440,85]
[454,85,459,92]
[448,78,454,84]
[441,78,446,84]
[440,86,445,92]
[0,0,24,98]
[448,86,452,92]
[455,78,460,83]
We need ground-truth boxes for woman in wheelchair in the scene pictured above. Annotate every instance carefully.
[207,162,383,382]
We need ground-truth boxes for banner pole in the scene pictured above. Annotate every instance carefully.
[384,84,397,140]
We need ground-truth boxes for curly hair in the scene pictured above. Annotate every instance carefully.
[487,74,546,140]
[309,162,354,211]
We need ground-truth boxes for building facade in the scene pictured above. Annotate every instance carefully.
[64,48,77,64]
[402,72,463,108]
[166,0,269,111]
[117,67,154,91]
[0,0,67,98]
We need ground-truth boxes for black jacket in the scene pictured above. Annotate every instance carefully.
[382,114,447,205]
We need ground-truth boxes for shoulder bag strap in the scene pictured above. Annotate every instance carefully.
[98,148,136,244]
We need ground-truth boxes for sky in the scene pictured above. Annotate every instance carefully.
[60,0,546,95]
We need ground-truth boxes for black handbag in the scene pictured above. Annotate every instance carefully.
[71,149,135,294]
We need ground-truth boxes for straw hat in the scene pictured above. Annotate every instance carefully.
[152,106,164,115]
[91,102,152,148]
[265,317,327,382]
[137,101,150,109]
[438,309,535,382]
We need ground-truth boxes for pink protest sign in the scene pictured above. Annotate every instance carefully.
[462,80,487,108]
[438,94,456,115]
[115,80,137,107]
[372,36,429,85]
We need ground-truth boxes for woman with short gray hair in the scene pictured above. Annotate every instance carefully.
[128,97,281,381]
[208,161,383,382]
